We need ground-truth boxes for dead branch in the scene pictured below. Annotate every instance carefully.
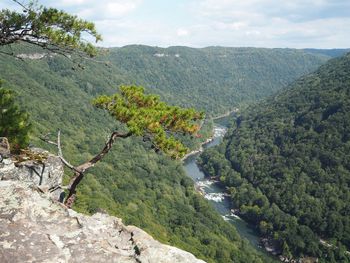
[11,0,30,12]
[40,133,58,146]
[40,129,132,208]
[56,130,77,171]
[63,130,132,207]
[40,131,77,172]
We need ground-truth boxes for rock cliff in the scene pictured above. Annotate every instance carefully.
[0,149,206,263]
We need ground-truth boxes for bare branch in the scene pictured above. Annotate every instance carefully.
[39,131,77,172]
[11,0,30,12]
[40,128,132,207]
[56,130,77,171]
[39,133,58,146]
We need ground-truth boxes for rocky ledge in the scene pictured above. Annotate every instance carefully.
[0,150,205,263]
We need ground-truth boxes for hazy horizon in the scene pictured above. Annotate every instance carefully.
[102,44,350,50]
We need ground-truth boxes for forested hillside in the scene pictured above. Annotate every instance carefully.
[303,48,350,58]
[0,44,274,263]
[0,43,335,262]
[108,45,330,114]
[199,53,350,262]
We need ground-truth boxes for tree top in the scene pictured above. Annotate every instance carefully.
[0,0,102,57]
[93,85,205,159]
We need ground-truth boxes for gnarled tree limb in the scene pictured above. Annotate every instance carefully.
[64,130,132,207]
[41,129,132,207]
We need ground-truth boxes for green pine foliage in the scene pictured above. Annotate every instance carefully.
[0,1,101,56]
[93,85,204,159]
[199,53,350,262]
[0,81,31,152]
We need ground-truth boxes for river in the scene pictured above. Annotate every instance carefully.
[183,124,267,254]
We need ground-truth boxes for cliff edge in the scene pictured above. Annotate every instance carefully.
[0,149,205,263]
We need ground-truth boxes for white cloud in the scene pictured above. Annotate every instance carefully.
[59,0,89,6]
[42,0,143,19]
[177,28,190,37]
[105,2,139,17]
[245,30,261,36]
[2,0,349,48]
[213,21,246,31]
[182,0,350,48]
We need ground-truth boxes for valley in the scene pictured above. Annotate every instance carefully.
[1,43,349,262]
[1,1,350,262]
[199,53,350,262]
[183,124,265,251]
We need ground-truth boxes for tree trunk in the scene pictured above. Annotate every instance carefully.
[64,131,132,207]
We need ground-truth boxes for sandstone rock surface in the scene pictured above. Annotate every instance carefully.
[0,149,206,263]
[0,148,64,200]
[0,137,10,158]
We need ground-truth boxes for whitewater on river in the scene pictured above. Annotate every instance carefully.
[183,123,269,255]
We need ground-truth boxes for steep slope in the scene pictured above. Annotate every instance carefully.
[108,45,329,115]
[199,53,350,262]
[0,45,274,263]
[0,44,331,262]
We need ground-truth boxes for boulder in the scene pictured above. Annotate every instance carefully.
[0,137,10,158]
[0,148,64,201]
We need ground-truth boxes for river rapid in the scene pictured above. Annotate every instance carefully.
[183,124,268,254]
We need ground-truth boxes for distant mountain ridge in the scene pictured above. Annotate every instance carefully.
[303,48,350,58]
[107,45,331,115]
[1,43,334,115]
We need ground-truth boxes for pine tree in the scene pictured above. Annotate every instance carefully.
[0,81,31,152]
[44,85,204,207]
[0,0,101,57]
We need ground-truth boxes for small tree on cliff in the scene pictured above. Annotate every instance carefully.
[49,85,204,207]
[0,81,31,152]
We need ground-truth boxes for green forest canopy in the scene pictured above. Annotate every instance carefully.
[199,53,350,262]
[107,45,331,115]
[0,41,342,263]
[0,4,342,260]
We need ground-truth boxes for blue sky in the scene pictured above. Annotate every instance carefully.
[2,0,350,48]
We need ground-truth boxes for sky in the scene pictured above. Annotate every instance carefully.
[2,0,350,48]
